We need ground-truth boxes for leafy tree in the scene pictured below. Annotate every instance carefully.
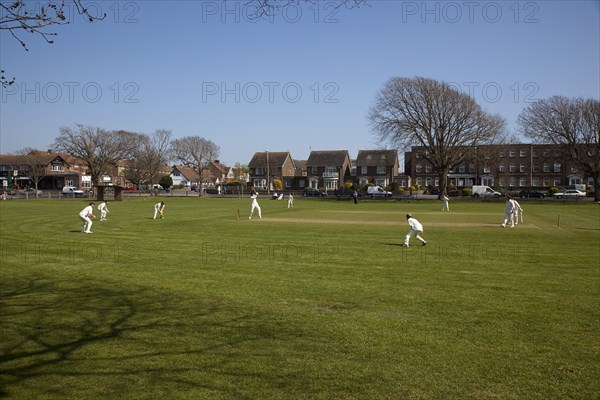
[518,96,600,200]
[369,76,505,197]
[159,175,173,190]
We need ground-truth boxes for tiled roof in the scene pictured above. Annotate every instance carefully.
[356,150,398,166]
[306,150,349,166]
[249,152,290,167]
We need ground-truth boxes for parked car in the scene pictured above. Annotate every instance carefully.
[303,188,326,197]
[24,188,43,195]
[519,189,546,199]
[553,189,586,199]
[122,186,138,191]
[333,188,359,200]
[151,184,163,190]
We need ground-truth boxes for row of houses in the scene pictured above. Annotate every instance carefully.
[0,144,594,192]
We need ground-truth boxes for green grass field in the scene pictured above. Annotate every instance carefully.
[1,196,598,399]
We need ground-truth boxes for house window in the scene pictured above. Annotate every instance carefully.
[299,179,305,188]
[459,165,465,173]
[377,166,386,174]
[543,177,550,187]
[325,180,337,190]
[543,164,550,172]
[570,165,578,173]
[520,150,527,157]
[510,163,516,172]
[434,177,439,187]
[51,165,64,172]
[532,177,539,186]
[311,167,318,175]
[256,167,264,175]
[483,166,491,173]
[499,164,505,173]
[509,177,517,187]
[519,177,527,187]
[416,177,422,186]
[425,177,432,186]
[509,150,516,157]
[553,163,561,173]
[173,172,180,177]
[415,152,421,159]
[285,180,291,188]
[553,177,561,186]
[520,164,526,173]
[499,151,505,158]
[66,180,74,186]
[416,164,422,173]
[425,164,432,173]
[533,164,539,172]
[468,164,475,173]
[361,166,367,174]
[81,181,91,189]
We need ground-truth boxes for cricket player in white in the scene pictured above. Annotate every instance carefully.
[501,196,516,228]
[79,202,95,233]
[97,201,109,221]
[403,213,427,247]
[153,201,165,219]
[249,190,262,219]
[288,193,294,208]
[441,194,450,211]
[512,199,523,226]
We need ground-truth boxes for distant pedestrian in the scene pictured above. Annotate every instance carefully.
[79,202,96,234]
[441,194,450,211]
[154,201,165,220]
[352,190,359,204]
[1,192,5,201]
[97,200,109,221]
[501,196,515,228]
[512,199,523,225]
[288,193,294,208]
[403,213,427,247]
[249,188,262,219]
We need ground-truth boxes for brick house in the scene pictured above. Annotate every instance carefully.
[306,150,352,192]
[355,149,399,188]
[405,143,593,191]
[248,151,301,191]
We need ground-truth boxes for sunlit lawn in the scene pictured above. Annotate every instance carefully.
[1,196,598,399]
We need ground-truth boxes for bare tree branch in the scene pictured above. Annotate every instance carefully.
[369,76,505,197]
[518,96,600,200]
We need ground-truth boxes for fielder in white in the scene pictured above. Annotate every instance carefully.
[153,201,165,220]
[97,200,109,221]
[249,189,262,219]
[512,199,523,226]
[79,202,96,234]
[501,196,516,228]
[441,194,450,211]
[288,193,294,208]
[403,213,427,247]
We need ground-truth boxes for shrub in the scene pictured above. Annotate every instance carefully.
[344,182,353,190]
[462,188,472,197]
[273,179,283,191]
[159,175,173,189]
[549,186,559,194]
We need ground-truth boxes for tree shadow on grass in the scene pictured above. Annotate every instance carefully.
[0,277,307,399]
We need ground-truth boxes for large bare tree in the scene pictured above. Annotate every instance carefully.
[54,125,139,186]
[170,136,219,195]
[1,0,105,87]
[16,148,49,198]
[518,96,600,200]
[369,76,505,197]
[124,130,172,188]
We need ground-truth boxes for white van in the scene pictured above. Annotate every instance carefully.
[367,186,392,198]
[472,185,501,199]
[62,186,85,196]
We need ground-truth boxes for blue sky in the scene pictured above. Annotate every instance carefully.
[1,0,599,168]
